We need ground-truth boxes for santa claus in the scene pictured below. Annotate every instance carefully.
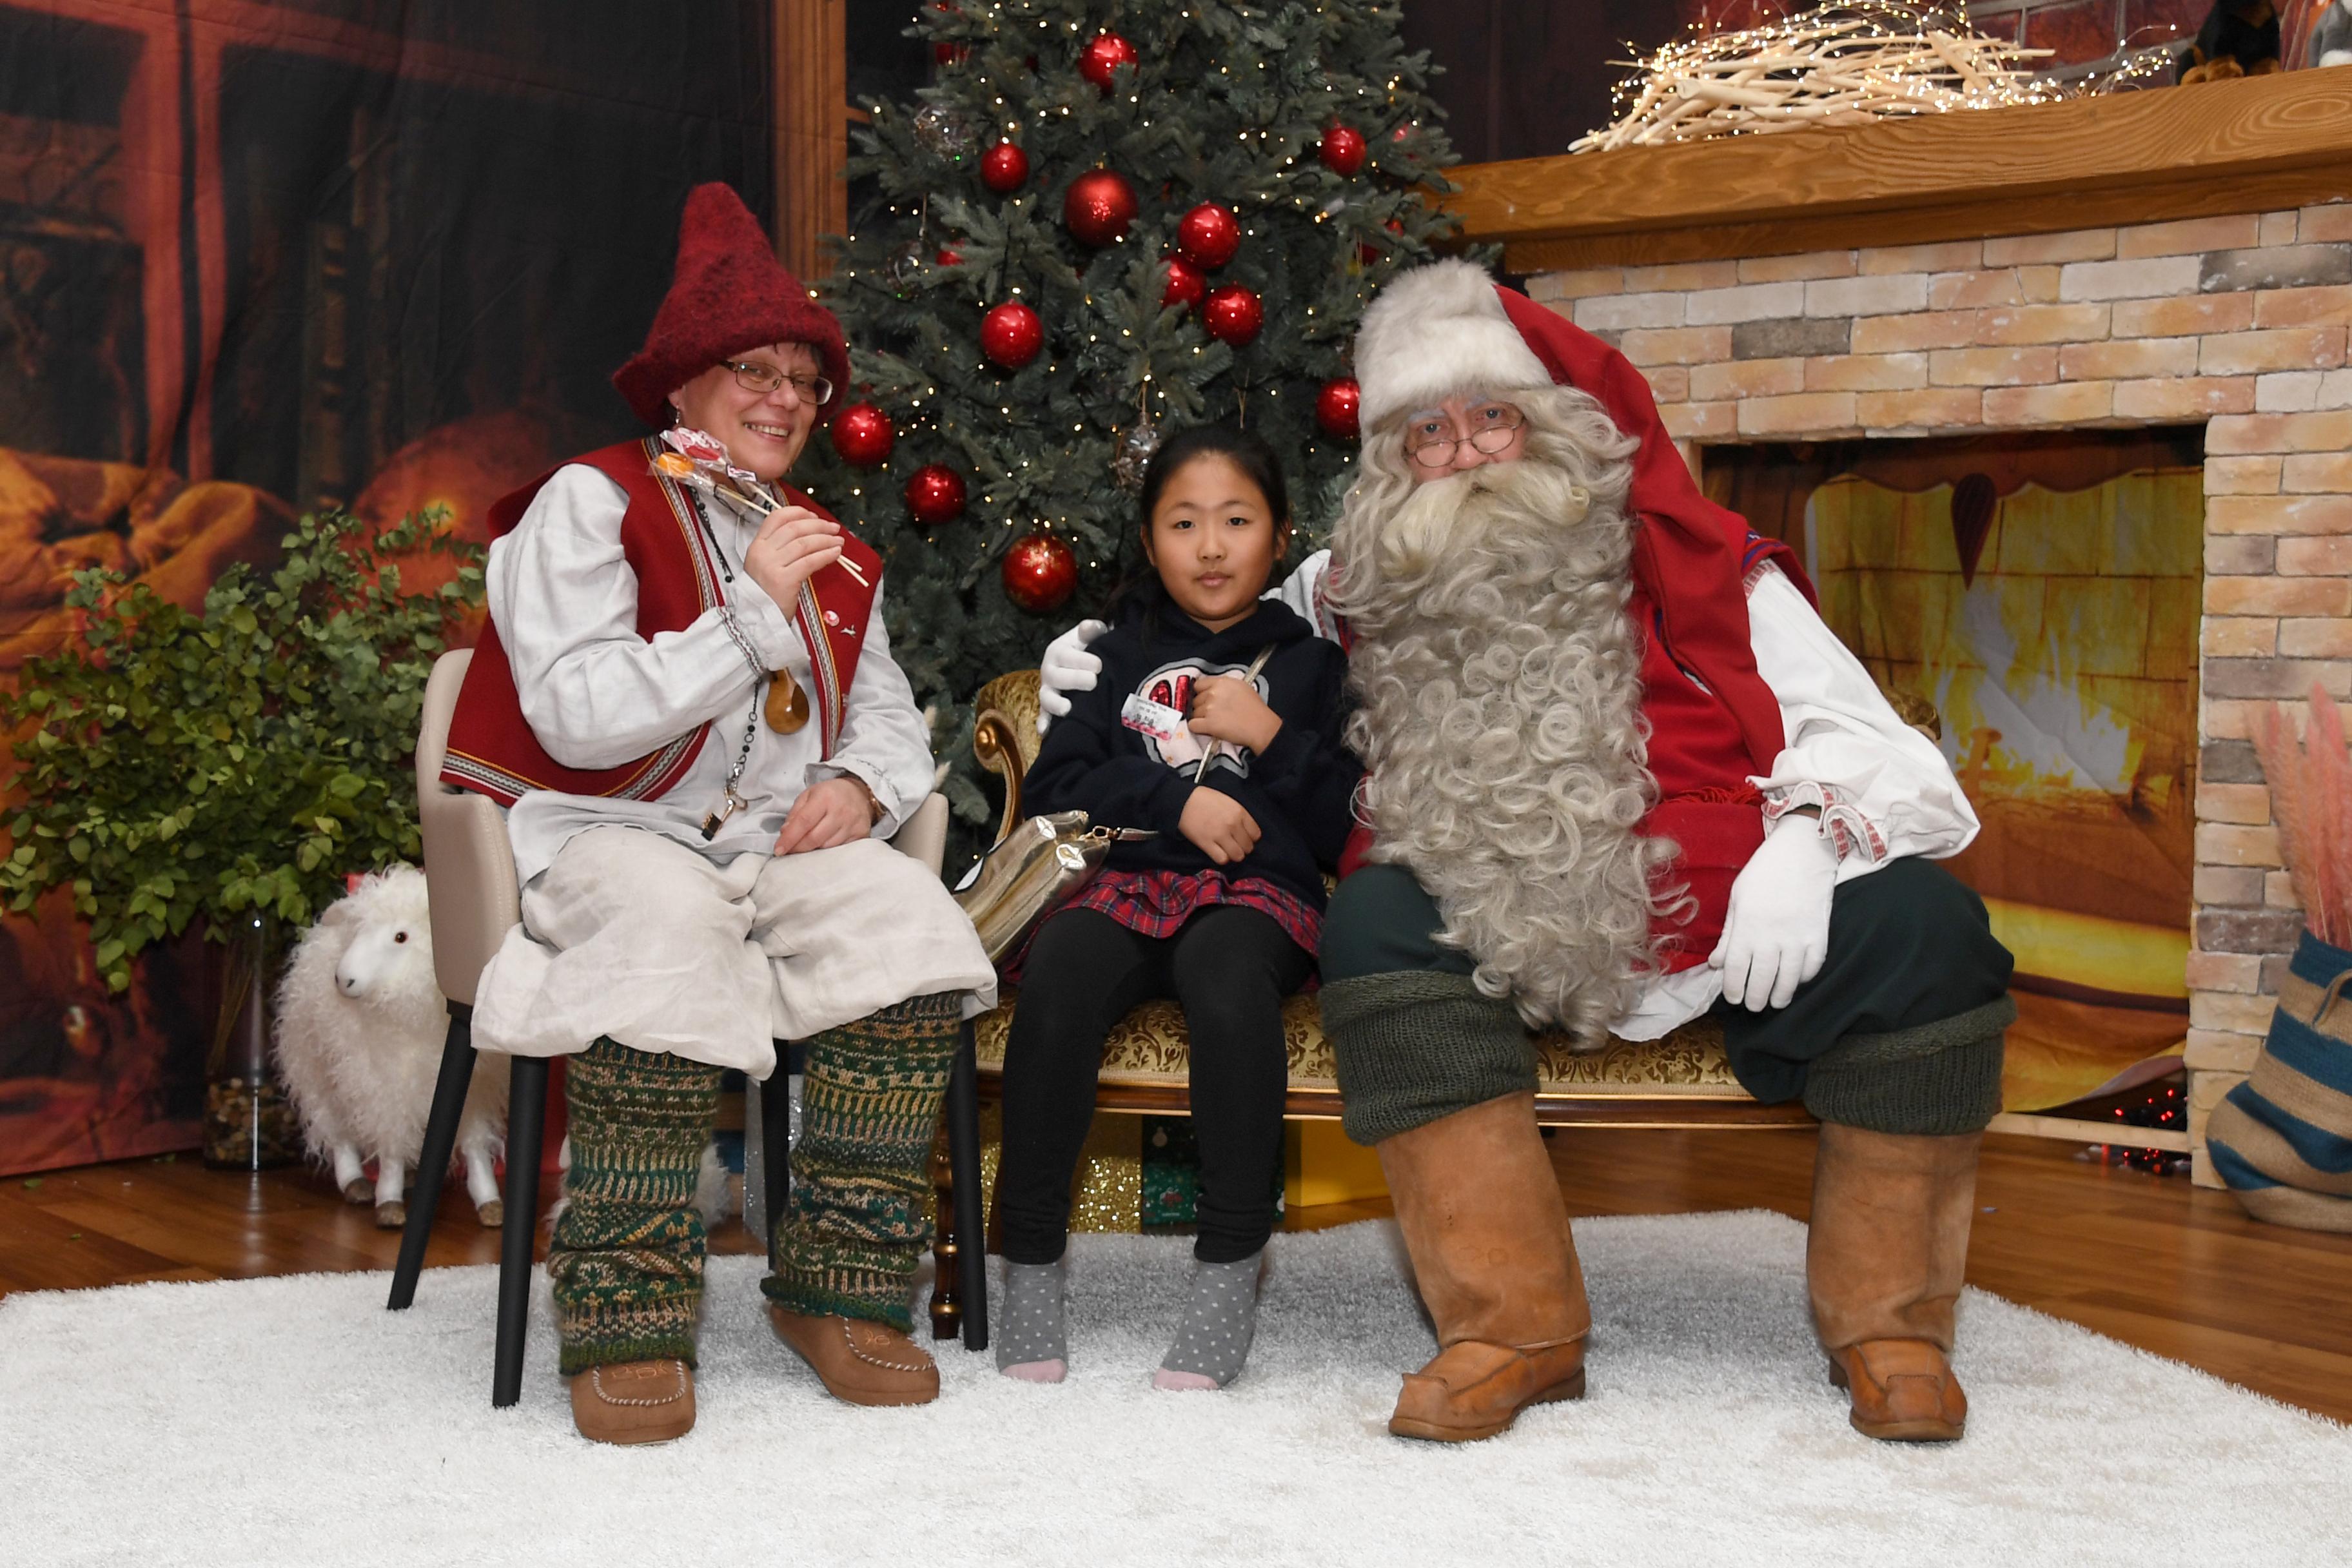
[1039,259,2013,1446]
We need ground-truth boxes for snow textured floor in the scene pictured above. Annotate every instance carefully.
[4,1211,2346,1567]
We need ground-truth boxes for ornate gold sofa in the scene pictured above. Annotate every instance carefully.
[966,671,1808,1132]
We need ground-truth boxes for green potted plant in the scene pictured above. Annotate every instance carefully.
[2,511,482,1168]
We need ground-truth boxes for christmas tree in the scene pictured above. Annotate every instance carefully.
[794,0,1467,837]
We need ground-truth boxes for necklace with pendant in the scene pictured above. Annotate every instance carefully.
[687,487,810,736]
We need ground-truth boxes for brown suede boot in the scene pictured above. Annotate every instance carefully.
[1378,1091,1589,1442]
[568,1358,696,1445]
[1807,1123,1982,1442]
[768,1306,941,1407]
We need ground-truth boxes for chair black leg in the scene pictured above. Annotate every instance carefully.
[387,1003,477,1311]
[492,1053,550,1409]
[946,1024,988,1351]
[760,1052,792,1268]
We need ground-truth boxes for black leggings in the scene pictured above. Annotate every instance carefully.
[998,905,1313,1265]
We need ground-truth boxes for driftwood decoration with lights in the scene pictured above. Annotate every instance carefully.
[1574,3,2106,154]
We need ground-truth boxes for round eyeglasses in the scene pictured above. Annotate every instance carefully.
[1406,402,1525,468]
[724,360,833,405]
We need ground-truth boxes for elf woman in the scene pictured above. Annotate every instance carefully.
[444,184,995,1443]
[992,425,1363,1390]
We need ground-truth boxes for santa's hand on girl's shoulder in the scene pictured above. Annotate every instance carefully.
[1036,618,1110,734]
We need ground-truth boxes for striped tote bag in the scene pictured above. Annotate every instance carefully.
[2208,930,2352,1232]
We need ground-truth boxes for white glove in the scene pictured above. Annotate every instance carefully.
[1709,813,1841,1012]
[1035,618,1109,735]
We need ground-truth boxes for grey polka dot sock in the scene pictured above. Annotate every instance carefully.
[1153,1252,1264,1391]
[995,1260,1068,1382]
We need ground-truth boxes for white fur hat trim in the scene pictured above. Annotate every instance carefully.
[1354,258,1553,433]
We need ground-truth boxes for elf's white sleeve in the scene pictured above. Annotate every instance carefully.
[1268,548,1341,642]
[1745,562,1979,879]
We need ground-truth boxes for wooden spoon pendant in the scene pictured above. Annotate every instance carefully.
[764,671,810,734]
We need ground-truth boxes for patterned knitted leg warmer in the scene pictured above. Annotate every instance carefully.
[763,992,964,1331]
[547,1037,722,1375]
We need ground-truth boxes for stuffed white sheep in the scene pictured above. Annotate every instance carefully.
[274,866,508,1228]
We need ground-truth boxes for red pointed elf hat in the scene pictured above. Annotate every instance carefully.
[612,182,850,427]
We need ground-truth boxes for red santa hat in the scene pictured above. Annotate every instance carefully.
[612,182,850,428]
[1351,257,1814,789]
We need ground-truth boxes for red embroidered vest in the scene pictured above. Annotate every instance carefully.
[440,436,883,808]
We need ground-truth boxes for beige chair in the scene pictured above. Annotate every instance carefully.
[963,670,1810,1171]
[388,649,986,1407]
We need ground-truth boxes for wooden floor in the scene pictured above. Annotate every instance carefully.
[5,1129,2349,1424]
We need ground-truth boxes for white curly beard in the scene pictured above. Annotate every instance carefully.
[1328,398,1668,1041]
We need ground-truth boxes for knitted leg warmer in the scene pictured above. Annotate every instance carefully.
[1321,971,1535,1148]
[547,1037,722,1375]
[763,992,964,1331]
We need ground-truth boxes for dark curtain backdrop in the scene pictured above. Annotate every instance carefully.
[1,0,772,1175]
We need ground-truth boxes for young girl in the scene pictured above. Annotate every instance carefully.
[994,425,1362,1390]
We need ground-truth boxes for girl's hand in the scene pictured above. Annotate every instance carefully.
[774,776,875,855]
[1188,674,1282,754]
[1179,789,1262,865]
[743,505,843,610]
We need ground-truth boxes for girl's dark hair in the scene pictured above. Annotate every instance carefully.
[1117,423,1291,641]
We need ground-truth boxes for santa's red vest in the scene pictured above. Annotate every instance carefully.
[440,436,883,808]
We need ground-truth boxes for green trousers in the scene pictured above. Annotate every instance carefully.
[547,991,964,1374]
[1319,858,2015,1147]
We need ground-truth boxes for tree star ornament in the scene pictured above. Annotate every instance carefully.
[1079,30,1139,93]
[980,299,1044,368]
[1161,255,1206,309]
[903,464,968,527]
[1317,124,1367,176]
[1002,528,1078,612]
[829,403,896,467]
[1176,202,1242,269]
[1063,169,1139,248]
[1202,285,1263,347]
[980,141,1030,194]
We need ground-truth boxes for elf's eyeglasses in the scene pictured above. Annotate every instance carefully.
[725,360,833,405]
[1405,402,1525,468]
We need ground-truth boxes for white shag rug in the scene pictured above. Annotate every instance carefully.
[5,1211,2347,1568]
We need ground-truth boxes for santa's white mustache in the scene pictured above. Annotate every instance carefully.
[1376,457,1593,577]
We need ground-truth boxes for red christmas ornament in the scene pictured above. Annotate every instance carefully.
[936,244,964,266]
[1063,169,1139,247]
[1318,124,1367,177]
[1176,202,1242,270]
[1003,529,1079,612]
[980,141,1030,194]
[1392,121,1416,142]
[904,464,968,527]
[1160,254,1206,310]
[1079,30,1138,92]
[981,299,1044,368]
[930,2,968,64]
[1202,285,1262,347]
[830,402,896,467]
[1315,377,1361,440]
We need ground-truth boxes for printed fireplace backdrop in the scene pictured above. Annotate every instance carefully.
[1,0,774,1175]
[1712,431,2203,1112]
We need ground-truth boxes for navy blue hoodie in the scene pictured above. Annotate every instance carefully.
[1023,597,1362,910]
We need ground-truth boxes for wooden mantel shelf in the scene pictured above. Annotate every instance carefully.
[1449,68,2352,272]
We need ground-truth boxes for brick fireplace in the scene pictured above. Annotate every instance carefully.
[1451,70,2352,1183]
